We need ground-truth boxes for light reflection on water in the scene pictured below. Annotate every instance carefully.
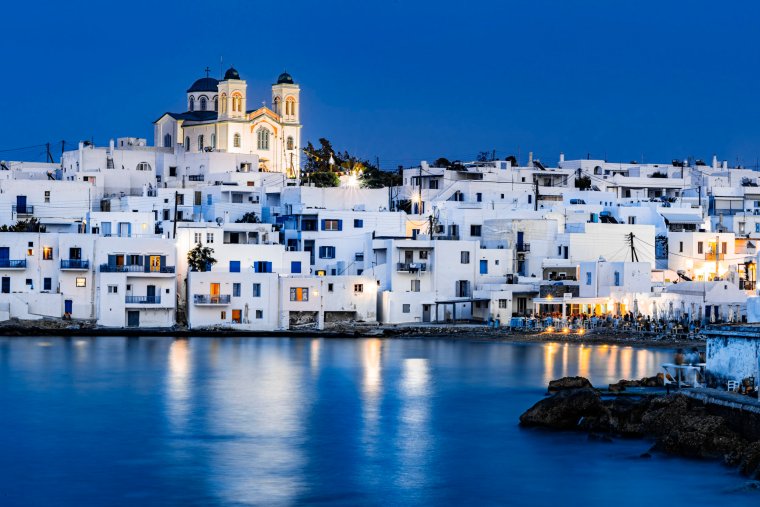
[0,337,756,507]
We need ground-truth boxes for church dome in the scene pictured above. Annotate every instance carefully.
[224,66,241,80]
[187,77,219,93]
[277,71,294,84]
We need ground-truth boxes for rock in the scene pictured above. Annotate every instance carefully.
[740,442,760,479]
[520,387,606,430]
[605,396,653,436]
[608,383,626,393]
[548,376,593,393]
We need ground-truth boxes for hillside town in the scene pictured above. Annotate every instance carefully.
[1,66,759,331]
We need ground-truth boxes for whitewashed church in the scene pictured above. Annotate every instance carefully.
[154,67,302,177]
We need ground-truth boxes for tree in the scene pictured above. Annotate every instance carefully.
[187,243,216,272]
[0,218,45,232]
[433,157,451,168]
[575,175,592,190]
[306,171,340,188]
[361,166,401,188]
[505,155,518,167]
[235,211,260,223]
[476,151,491,162]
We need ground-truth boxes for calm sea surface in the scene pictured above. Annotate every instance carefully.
[0,337,757,506]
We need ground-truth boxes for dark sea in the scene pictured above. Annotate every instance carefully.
[1,336,757,506]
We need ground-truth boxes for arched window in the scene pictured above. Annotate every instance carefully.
[285,97,296,117]
[233,133,241,148]
[136,162,152,171]
[163,133,172,148]
[257,128,270,150]
[273,96,281,115]
[200,96,208,111]
[287,136,294,150]
[198,135,204,151]
[185,136,190,151]
[189,96,195,111]
[213,96,218,111]
[232,93,242,112]
[211,133,216,149]
[220,93,227,114]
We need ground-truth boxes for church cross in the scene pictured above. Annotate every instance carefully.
[204,67,211,78]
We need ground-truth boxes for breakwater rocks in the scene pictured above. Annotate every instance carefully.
[519,377,760,480]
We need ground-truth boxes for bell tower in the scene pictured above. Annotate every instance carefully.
[217,66,247,121]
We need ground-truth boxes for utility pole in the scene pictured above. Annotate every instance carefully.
[173,191,179,239]
[533,175,539,211]
[428,214,434,236]
[60,140,66,157]
[45,143,53,163]
[628,232,639,262]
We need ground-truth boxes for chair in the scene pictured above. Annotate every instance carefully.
[727,380,740,392]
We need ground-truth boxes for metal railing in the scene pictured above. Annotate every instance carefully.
[60,259,89,269]
[397,262,427,272]
[11,205,34,215]
[704,252,725,261]
[517,243,531,253]
[0,259,26,268]
[193,294,231,305]
[125,295,162,304]
[100,264,175,273]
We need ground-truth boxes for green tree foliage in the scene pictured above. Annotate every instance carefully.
[575,175,592,190]
[302,137,400,188]
[361,166,401,188]
[187,243,217,272]
[0,218,45,232]
[235,211,260,224]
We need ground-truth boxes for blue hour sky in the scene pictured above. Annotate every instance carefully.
[2,0,759,168]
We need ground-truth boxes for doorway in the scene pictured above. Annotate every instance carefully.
[127,311,140,327]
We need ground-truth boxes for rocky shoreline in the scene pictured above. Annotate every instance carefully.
[520,377,760,481]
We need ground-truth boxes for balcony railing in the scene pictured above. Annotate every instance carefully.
[705,252,725,261]
[193,294,231,305]
[0,259,26,269]
[11,205,34,216]
[517,243,531,253]
[60,259,89,269]
[100,264,176,273]
[740,280,756,291]
[397,262,427,272]
[125,295,162,304]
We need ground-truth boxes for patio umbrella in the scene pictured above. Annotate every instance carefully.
[652,302,658,320]
[728,305,734,323]
[244,303,249,324]
[633,299,639,318]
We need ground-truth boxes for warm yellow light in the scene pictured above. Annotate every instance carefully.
[577,328,585,335]
[562,327,570,334]
[546,326,555,333]
[547,294,554,300]
[347,174,358,187]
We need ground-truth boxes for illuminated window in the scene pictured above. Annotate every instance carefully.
[285,96,296,117]
[220,93,227,114]
[287,136,294,150]
[220,311,226,320]
[75,277,86,287]
[233,134,241,148]
[354,284,363,293]
[290,287,309,301]
[42,247,53,260]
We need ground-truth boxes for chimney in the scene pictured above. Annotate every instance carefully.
[559,152,565,164]
[712,154,718,169]
[528,152,533,166]
[722,160,728,169]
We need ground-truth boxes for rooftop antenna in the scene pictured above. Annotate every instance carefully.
[219,56,223,79]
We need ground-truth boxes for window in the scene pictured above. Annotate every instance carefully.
[137,162,151,171]
[200,96,207,111]
[230,261,241,273]
[586,272,592,285]
[319,246,336,259]
[206,233,214,244]
[185,137,190,151]
[232,309,242,323]
[194,233,202,244]
[322,219,342,231]
[285,97,296,117]
[198,135,204,151]
[189,96,195,111]
[461,251,470,264]
[499,299,507,309]
[163,134,172,148]
[253,261,272,273]
[429,179,439,190]
[257,128,270,150]
[44,191,50,203]
[455,280,470,297]
[290,287,309,301]
[233,283,241,297]
[253,283,261,297]
[42,247,53,260]
[220,93,227,113]
[214,96,218,110]
[354,284,363,293]
[43,278,51,291]
[25,279,32,287]
[721,242,727,254]
[291,261,302,274]
[221,311,226,320]
[108,285,118,294]
[328,283,334,292]
[1,277,8,293]
[628,216,636,224]
[476,192,482,202]
[233,133,241,148]
[402,304,411,313]
[273,96,281,114]
[614,271,621,286]
[470,225,482,237]
[354,219,364,228]
[287,136,294,150]
[207,194,212,205]
[255,310,263,319]
[756,223,760,233]
[697,242,703,254]
[411,280,420,292]
[679,241,683,253]
[232,93,242,112]
[169,166,177,178]
[419,250,428,260]
[75,277,86,287]
[479,259,488,274]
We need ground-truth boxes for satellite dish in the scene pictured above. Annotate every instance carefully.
[215,217,223,225]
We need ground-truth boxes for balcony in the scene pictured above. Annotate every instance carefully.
[60,259,90,270]
[397,262,427,273]
[705,252,725,261]
[125,295,162,304]
[193,294,231,305]
[100,264,176,274]
[11,205,34,217]
[740,280,756,291]
[0,259,26,269]
[517,243,531,253]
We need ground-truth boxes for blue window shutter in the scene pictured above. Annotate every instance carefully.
[480,259,488,274]
[291,261,301,274]
[320,219,326,231]
[107,254,116,266]
[160,255,166,270]
[127,223,132,237]
[318,246,325,258]
[230,261,240,273]
[337,220,343,231]
[265,262,272,273]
